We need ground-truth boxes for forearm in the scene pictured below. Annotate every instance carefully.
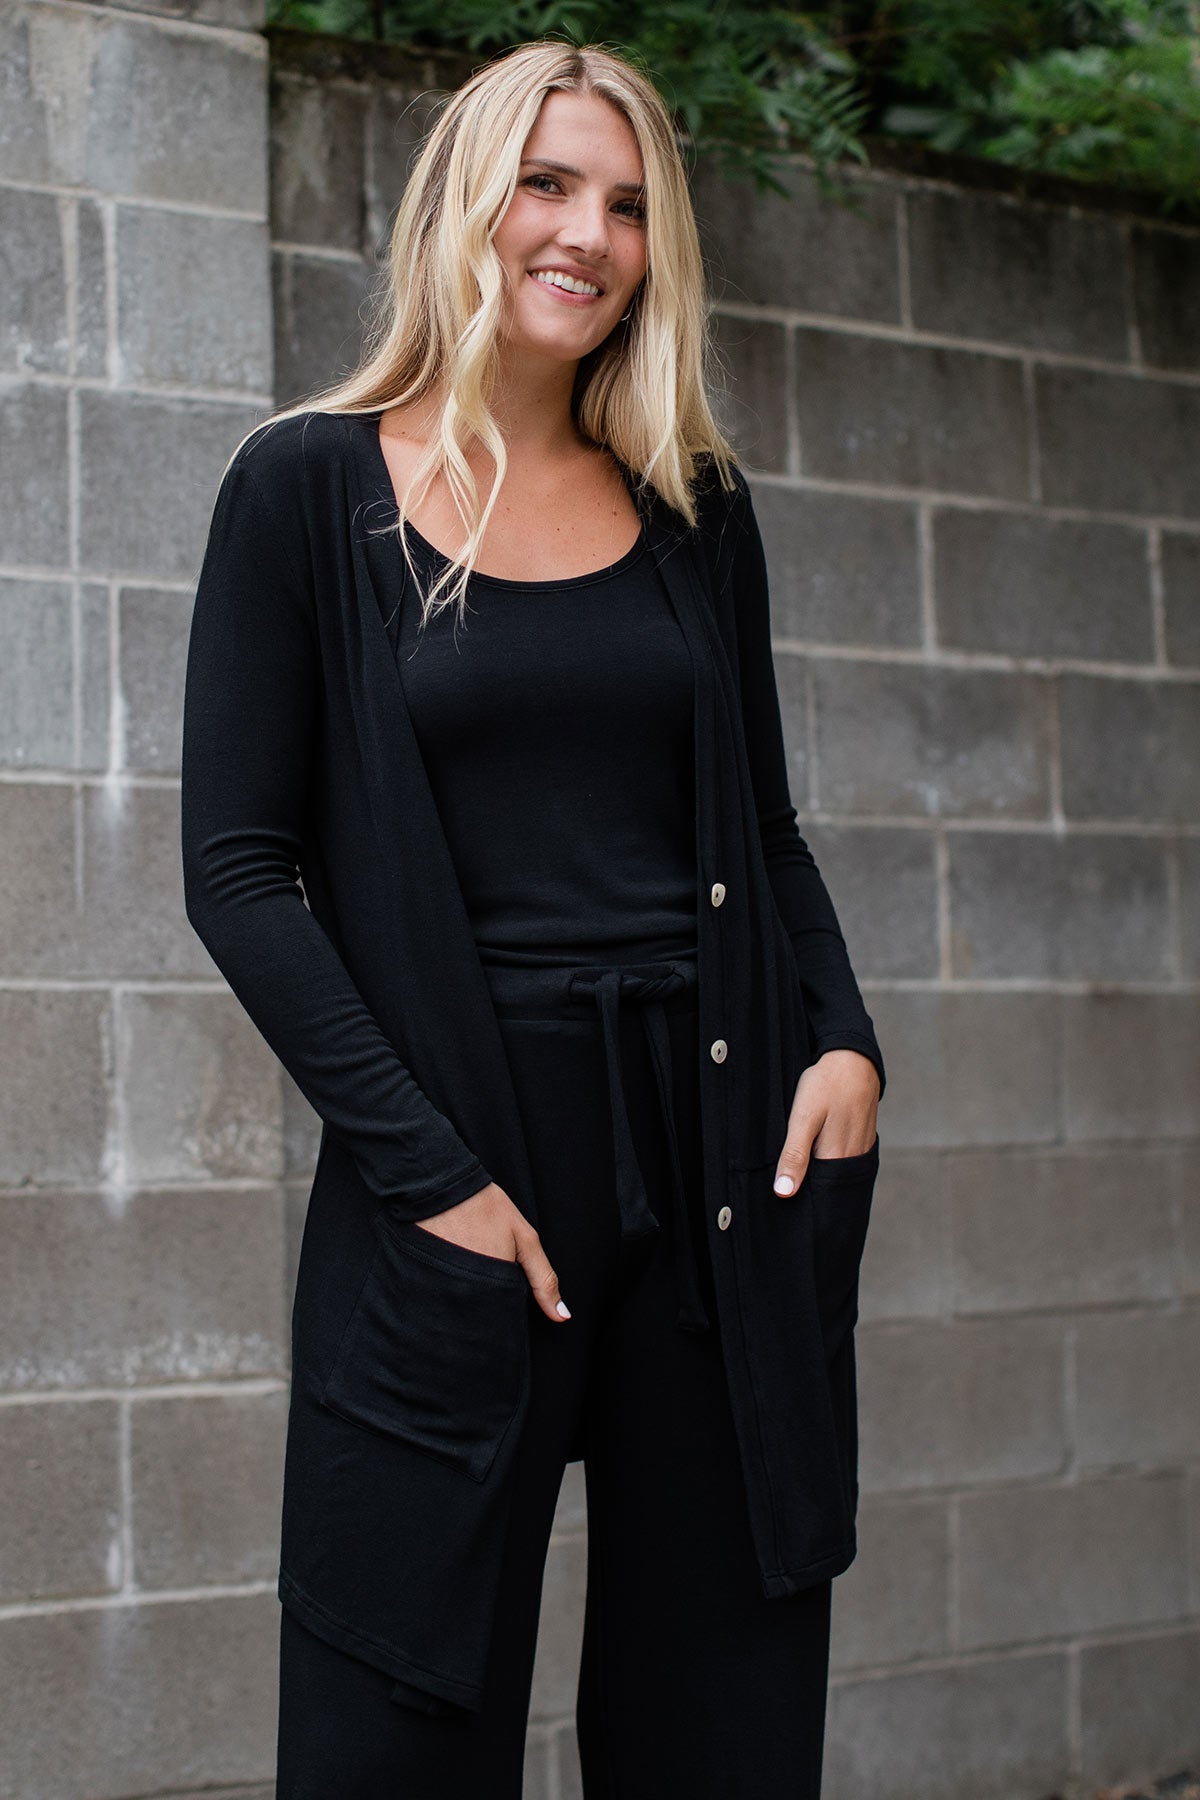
[181,449,492,1219]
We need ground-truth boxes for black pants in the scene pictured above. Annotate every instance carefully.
[277,958,832,1798]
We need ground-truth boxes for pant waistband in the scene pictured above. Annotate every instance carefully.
[484,957,709,1334]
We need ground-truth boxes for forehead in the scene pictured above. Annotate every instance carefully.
[521,89,644,183]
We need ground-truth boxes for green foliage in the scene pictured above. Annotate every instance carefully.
[875,0,1200,210]
[265,0,1200,209]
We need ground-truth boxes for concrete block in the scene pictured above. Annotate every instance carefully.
[80,781,212,979]
[365,83,445,253]
[554,1457,588,1535]
[530,1532,586,1722]
[691,155,902,324]
[0,989,109,1187]
[774,649,810,804]
[956,1472,1188,1649]
[0,580,76,770]
[116,206,272,391]
[0,1399,120,1602]
[1079,1628,1200,1786]
[710,312,788,473]
[121,989,284,1184]
[750,481,922,648]
[1037,363,1200,518]
[271,247,372,415]
[1131,222,1200,374]
[0,780,78,978]
[131,1388,287,1588]
[554,1720,584,1800]
[801,822,938,980]
[76,198,109,381]
[1059,671,1200,824]
[858,1148,951,1324]
[947,1144,1183,1314]
[1180,1145,1200,1301]
[857,1316,1066,1492]
[1075,1305,1200,1468]
[79,391,265,583]
[84,12,267,212]
[79,582,113,771]
[0,186,68,375]
[1061,991,1200,1141]
[793,328,1030,498]
[71,0,265,27]
[947,829,1172,980]
[1178,836,1200,980]
[0,1592,278,1799]
[0,1187,288,1390]
[0,6,264,193]
[0,4,83,183]
[907,185,1128,359]
[117,585,190,773]
[829,1493,950,1669]
[933,506,1153,661]
[270,72,368,253]
[823,1649,1068,1800]
[0,382,69,568]
[1162,530,1200,667]
[524,1729,553,1800]
[864,989,1061,1150]
[812,659,1052,819]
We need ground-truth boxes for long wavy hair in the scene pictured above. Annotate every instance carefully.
[226,37,740,628]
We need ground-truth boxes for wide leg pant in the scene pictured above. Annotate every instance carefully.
[276,957,833,1798]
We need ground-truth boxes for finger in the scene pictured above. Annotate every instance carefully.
[773,1130,818,1196]
[517,1233,571,1322]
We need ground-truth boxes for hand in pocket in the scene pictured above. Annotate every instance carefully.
[415,1182,572,1322]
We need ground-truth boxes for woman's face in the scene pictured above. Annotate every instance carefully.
[492,88,648,362]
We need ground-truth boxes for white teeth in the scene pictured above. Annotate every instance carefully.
[531,269,600,296]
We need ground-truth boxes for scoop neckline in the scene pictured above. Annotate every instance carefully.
[361,410,648,592]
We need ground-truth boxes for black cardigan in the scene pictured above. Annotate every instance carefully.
[179,408,885,1709]
[181,417,883,1223]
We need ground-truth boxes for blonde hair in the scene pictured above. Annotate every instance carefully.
[227,37,740,628]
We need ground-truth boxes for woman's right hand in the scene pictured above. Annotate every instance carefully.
[413,1184,572,1322]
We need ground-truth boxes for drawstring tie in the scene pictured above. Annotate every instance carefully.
[566,964,711,1335]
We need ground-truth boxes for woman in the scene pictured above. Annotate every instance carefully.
[181,37,884,1799]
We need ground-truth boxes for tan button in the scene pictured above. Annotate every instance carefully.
[717,1205,732,1230]
[710,881,726,908]
[710,1038,728,1064]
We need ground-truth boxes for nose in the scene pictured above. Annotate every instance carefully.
[558,191,613,261]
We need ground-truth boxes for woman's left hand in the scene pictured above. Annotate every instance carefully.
[772,1049,881,1197]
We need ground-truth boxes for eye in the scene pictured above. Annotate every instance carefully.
[522,174,645,222]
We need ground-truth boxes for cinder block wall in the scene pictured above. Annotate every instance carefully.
[3,8,1198,1795]
[0,1,283,1795]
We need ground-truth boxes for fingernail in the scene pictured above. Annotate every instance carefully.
[774,1174,795,1196]
[555,1300,571,1318]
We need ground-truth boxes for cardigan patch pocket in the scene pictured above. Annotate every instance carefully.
[806,1135,879,1363]
[317,1209,530,1485]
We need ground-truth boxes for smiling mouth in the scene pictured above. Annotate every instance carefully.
[527,270,603,303]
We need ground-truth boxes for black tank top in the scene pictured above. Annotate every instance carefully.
[390,517,698,969]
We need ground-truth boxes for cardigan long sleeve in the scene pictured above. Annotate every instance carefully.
[180,454,494,1218]
[724,473,886,1100]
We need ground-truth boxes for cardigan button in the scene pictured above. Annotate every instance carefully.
[710,1038,728,1064]
[717,1205,732,1230]
[710,881,726,907]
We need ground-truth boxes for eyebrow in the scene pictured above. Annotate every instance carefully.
[520,157,645,196]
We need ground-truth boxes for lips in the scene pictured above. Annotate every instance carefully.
[527,266,605,298]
